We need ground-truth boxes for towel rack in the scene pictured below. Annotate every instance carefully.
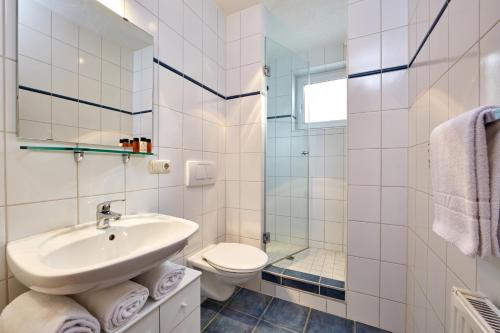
[486,108,500,124]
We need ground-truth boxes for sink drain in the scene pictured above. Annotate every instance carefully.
[109,234,115,241]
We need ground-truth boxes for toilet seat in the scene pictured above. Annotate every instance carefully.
[201,243,268,273]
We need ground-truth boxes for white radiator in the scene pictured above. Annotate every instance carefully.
[451,287,500,333]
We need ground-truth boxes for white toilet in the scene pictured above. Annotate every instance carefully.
[188,243,268,301]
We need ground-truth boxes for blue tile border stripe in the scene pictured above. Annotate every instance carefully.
[348,0,451,79]
[408,0,450,67]
[18,85,152,115]
[262,266,345,302]
[266,114,297,120]
[154,57,261,101]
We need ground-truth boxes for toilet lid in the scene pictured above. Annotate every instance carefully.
[202,243,268,273]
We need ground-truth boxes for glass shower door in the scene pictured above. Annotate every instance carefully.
[264,37,310,264]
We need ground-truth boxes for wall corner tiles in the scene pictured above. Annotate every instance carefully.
[223,3,266,250]
[347,0,410,331]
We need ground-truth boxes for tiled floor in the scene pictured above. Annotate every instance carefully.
[272,248,346,282]
[201,288,391,333]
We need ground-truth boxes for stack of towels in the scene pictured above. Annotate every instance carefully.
[0,261,185,333]
[430,105,500,257]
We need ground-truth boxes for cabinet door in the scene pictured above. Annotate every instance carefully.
[160,279,200,332]
[124,309,160,333]
[170,307,200,333]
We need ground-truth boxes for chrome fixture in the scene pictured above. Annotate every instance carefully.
[96,200,125,229]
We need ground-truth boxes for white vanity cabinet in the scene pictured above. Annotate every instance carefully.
[116,268,201,333]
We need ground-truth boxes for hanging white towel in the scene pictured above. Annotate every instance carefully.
[133,261,185,300]
[0,290,100,333]
[486,119,500,257]
[72,281,148,333]
[430,105,498,256]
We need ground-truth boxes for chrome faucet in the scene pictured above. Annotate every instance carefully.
[96,200,125,229]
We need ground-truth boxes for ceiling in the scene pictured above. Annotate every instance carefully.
[215,0,346,54]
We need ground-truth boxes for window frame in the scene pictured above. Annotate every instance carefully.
[295,67,347,129]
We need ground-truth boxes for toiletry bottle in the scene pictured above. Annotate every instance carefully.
[140,137,147,152]
[132,138,140,153]
[146,139,152,153]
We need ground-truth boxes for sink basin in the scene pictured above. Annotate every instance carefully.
[7,214,199,295]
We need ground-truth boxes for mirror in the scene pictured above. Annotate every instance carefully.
[17,0,154,147]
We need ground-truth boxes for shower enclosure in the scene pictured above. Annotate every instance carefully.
[264,38,310,263]
[264,37,347,283]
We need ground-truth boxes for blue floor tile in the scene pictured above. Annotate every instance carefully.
[226,288,272,317]
[356,322,391,333]
[305,309,354,333]
[254,320,294,333]
[204,308,258,333]
[262,298,309,332]
[201,300,223,329]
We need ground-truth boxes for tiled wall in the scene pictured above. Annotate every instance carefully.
[346,0,409,331]
[17,0,153,145]
[0,0,229,308]
[224,5,266,248]
[406,0,500,333]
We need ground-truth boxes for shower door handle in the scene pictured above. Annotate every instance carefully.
[301,151,309,156]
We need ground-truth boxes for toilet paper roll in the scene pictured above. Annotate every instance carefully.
[148,160,170,174]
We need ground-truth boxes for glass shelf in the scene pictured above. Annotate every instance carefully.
[20,145,155,163]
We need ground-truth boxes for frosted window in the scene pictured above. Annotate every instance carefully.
[304,79,347,123]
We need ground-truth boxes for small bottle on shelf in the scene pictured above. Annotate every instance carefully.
[140,137,147,153]
[132,138,140,153]
[146,139,152,153]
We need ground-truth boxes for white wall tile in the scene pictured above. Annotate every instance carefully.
[380,299,406,333]
[7,199,77,241]
[381,0,408,31]
[241,34,263,66]
[381,148,407,186]
[479,23,500,106]
[448,0,479,64]
[348,149,381,186]
[159,22,183,71]
[348,34,381,74]
[348,0,381,39]
[226,12,241,42]
[348,185,380,222]
[348,75,381,113]
[382,70,408,110]
[348,221,380,259]
[381,261,406,303]
[348,112,381,149]
[382,26,408,68]
[6,136,77,205]
[381,224,407,264]
[348,256,380,296]
[240,5,263,37]
[381,187,407,226]
[381,109,408,148]
[347,291,380,327]
[78,155,125,196]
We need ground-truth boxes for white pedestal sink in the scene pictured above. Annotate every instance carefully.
[7,214,199,295]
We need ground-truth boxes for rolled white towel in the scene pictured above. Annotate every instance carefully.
[133,261,186,300]
[73,281,148,333]
[0,290,100,333]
